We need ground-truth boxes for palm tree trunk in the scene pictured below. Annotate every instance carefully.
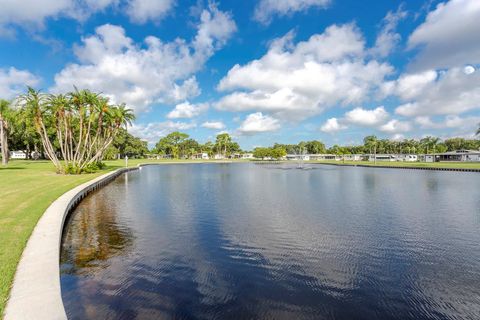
[0,118,8,166]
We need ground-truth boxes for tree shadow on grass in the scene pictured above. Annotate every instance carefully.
[0,167,26,170]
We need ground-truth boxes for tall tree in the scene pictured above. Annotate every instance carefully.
[0,100,11,165]
[154,131,189,158]
[215,133,232,156]
[304,140,326,154]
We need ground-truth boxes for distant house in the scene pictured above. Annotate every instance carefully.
[368,154,397,162]
[424,150,480,162]
[242,153,254,159]
[10,151,27,159]
[213,154,225,160]
[286,154,310,161]
[193,152,209,160]
[396,154,418,162]
[343,154,363,161]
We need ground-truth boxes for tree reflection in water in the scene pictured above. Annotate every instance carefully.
[61,189,134,273]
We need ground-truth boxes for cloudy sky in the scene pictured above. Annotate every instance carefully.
[0,0,479,149]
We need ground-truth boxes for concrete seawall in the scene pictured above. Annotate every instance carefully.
[4,167,139,320]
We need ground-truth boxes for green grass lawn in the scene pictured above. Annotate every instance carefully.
[1,158,479,317]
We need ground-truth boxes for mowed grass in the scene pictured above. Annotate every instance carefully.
[0,158,199,317]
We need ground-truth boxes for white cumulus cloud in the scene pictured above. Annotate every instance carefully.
[379,119,412,133]
[167,101,208,119]
[344,106,389,126]
[126,0,174,24]
[370,5,407,58]
[237,112,280,135]
[254,0,330,25]
[0,0,117,36]
[51,4,236,113]
[320,117,347,133]
[393,67,480,116]
[201,121,226,130]
[408,0,480,70]
[130,120,196,145]
[0,67,40,99]
[216,24,393,121]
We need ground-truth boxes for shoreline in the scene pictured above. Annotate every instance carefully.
[252,160,480,172]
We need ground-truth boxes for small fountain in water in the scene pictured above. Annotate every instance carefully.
[296,147,306,169]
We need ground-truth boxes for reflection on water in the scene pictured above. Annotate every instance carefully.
[61,164,480,320]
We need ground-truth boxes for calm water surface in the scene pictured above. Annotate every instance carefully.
[60,164,480,319]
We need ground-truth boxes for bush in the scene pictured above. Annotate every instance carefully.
[62,161,106,174]
[82,161,106,173]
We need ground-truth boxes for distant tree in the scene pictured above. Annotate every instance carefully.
[201,141,215,157]
[105,128,148,159]
[155,131,189,158]
[215,133,232,156]
[253,147,270,159]
[271,147,287,159]
[304,140,326,154]
[180,138,200,158]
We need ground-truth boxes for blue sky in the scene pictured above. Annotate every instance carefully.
[0,0,479,149]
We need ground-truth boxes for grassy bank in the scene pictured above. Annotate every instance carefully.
[0,158,213,316]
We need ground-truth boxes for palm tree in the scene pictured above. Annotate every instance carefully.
[18,87,61,169]
[18,87,135,174]
[0,99,11,165]
[363,135,378,164]
[215,133,232,157]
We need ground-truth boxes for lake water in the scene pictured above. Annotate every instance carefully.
[60,163,480,319]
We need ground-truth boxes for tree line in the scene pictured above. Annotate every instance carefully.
[264,136,480,157]
[154,132,240,158]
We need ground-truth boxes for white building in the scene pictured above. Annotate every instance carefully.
[193,152,209,160]
[368,154,397,162]
[286,154,310,161]
[424,150,480,162]
[397,154,418,162]
[242,153,254,159]
[10,151,27,159]
[213,154,225,160]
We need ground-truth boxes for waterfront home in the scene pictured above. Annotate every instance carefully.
[213,154,225,160]
[286,154,311,161]
[193,152,209,160]
[242,153,254,159]
[10,151,27,159]
[424,150,480,162]
[397,154,418,162]
[309,154,339,161]
[368,154,397,162]
[343,154,363,161]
